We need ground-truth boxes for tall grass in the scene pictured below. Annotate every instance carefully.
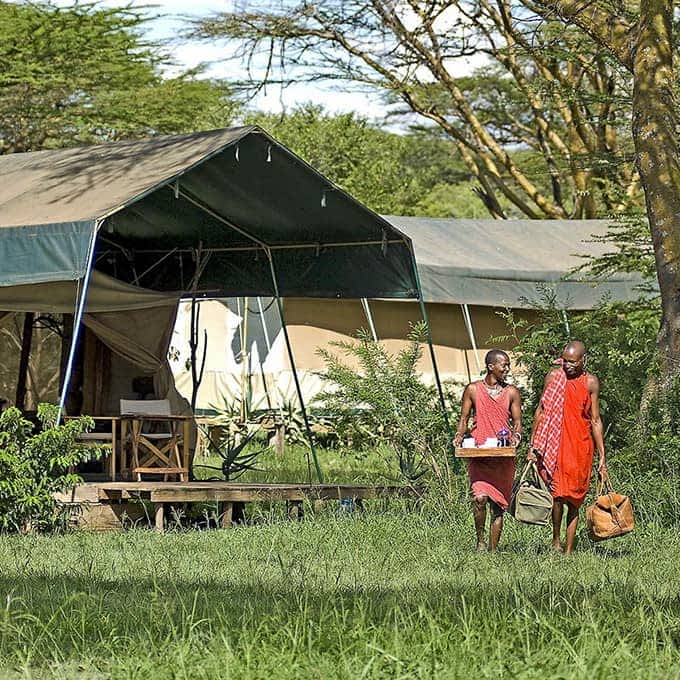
[0,511,677,678]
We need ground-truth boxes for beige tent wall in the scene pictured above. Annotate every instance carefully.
[172,298,537,413]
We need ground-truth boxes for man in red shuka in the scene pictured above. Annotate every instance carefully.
[454,350,522,552]
[528,340,607,555]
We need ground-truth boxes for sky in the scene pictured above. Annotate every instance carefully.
[90,0,391,119]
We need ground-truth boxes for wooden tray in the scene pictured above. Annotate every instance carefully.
[455,446,516,458]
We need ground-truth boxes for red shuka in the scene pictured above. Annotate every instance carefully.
[549,373,594,508]
[468,382,515,510]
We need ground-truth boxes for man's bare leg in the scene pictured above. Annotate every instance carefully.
[551,501,564,551]
[563,503,579,555]
[472,495,488,551]
[488,501,504,552]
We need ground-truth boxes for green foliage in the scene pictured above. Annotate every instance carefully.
[194,423,265,481]
[317,322,450,482]
[496,288,659,449]
[0,1,238,153]
[576,214,657,282]
[0,404,100,532]
[246,105,479,216]
[609,376,680,525]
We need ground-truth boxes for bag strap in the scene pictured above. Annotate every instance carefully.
[520,461,549,493]
[596,471,614,496]
[518,461,533,484]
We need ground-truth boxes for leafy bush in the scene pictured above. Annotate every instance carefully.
[609,376,680,525]
[0,404,100,533]
[316,322,451,484]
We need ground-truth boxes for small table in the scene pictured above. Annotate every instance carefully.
[120,415,192,481]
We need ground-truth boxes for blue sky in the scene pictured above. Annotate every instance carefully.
[82,0,389,118]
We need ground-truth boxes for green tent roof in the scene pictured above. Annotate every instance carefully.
[0,127,417,298]
[386,216,652,309]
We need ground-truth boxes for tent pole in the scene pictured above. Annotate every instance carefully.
[461,303,482,375]
[266,251,324,484]
[57,222,99,420]
[258,296,284,420]
[360,298,379,341]
[408,248,452,440]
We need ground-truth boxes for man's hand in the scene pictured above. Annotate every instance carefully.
[598,455,607,475]
[512,431,522,447]
[526,447,538,463]
[453,432,465,447]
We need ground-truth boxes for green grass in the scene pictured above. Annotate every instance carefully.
[0,510,678,678]
[192,444,400,485]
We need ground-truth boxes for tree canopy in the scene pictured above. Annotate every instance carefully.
[0,0,238,153]
[193,0,680,379]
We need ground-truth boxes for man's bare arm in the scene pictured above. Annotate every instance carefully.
[588,374,607,473]
[453,384,475,447]
[509,386,523,445]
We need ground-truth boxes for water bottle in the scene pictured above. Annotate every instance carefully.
[497,427,511,447]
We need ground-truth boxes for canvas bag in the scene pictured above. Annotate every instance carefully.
[586,473,635,542]
[511,461,553,525]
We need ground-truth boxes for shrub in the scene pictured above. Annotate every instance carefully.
[316,322,452,485]
[0,404,101,533]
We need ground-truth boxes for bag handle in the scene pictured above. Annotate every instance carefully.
[519,460,549,493]
[596,470,614,496]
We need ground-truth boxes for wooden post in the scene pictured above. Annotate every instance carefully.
[219,501,234,528]
[15,312,34,409]
[154,503,165,533]
[58,313,74,395]
[272,423,285,456]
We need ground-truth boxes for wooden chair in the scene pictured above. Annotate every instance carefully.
[120,399,189,481]
[66,416,119,480]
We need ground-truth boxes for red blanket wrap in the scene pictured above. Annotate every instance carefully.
[535,371,594,508]
[468,382,515,510]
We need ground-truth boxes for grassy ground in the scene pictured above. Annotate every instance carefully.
[192,444,400,485]
[0,507,678,678]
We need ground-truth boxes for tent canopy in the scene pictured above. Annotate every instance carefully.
[387,216,651,309]
[0,127,416,298]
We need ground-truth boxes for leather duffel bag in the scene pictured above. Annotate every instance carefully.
[586,473,635,542]
[511,461,553,526]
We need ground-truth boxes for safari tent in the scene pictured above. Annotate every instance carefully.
[171,217,648,412]
[0,126,444,478]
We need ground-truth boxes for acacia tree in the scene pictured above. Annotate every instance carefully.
[0,0,237,153]
[193,0,640,220]
[537,0,680,378]
[194,0,680,379]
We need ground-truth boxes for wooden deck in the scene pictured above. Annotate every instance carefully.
[56,481,421,532]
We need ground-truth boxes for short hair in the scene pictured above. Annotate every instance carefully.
[485,349,509,366]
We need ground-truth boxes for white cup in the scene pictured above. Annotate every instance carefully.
[484,437,498,448]
[462,438,475,448]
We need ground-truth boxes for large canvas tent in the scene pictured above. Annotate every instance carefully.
[172,217,650,411]
[0,126,442,480]
[0,126,416,297]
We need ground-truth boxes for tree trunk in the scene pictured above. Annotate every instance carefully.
[632,0,680,380]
